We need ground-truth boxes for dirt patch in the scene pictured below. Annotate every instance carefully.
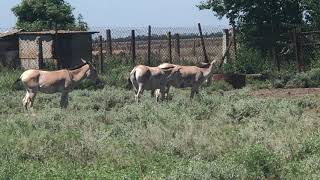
[252,88,320,97]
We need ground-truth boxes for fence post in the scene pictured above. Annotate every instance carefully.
[159,42,162,62]
[99,35,104,73]
[298,28,304,72]
[193,39,196,57]
[293,27,302,72]
[36,36,44,69]
[198,23,209,63]
[168,32,172,63]
[272,47,278,72]
[131,30,136,65]
[218,37,234,69]
[223,29,230,64]
[232,25,237,61]
[53,27,61,69]
[106,29,112,56]
[175,33,181,64]
[271,24,280,72]
[148,25,152,65]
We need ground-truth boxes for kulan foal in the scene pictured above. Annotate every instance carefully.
[14,59,98,110]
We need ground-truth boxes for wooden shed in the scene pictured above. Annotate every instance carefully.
[0,29,22,68]
[0,30,98,69]
[19,30,98,69]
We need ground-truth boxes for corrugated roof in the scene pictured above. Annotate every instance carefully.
[18,30,98,35]
[0,29,24,38]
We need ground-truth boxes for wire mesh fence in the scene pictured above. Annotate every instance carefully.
[299,31,320,70]
[1,24,320,74]
[90,25,226,67]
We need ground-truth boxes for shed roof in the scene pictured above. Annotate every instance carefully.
[0,29,24,38]
[18,30,98,35]
[0,30,98,39]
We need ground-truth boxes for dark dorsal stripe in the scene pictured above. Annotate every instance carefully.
[68,63,88,70]
[160,66,175,70]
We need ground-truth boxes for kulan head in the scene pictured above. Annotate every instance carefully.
[81,59,99,83]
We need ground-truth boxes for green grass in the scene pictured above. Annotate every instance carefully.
[1,61,320,179]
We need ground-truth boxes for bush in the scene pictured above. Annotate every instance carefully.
[235,145,280,179]
[306,68,320,87]
[232,47,270,74]
[205,80,234,93]
[310,49,320,69]
[285,73,311,88]
[272,68,320,88]
[97,57,133,89]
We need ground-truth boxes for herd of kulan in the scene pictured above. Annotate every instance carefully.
[13,58,218,111]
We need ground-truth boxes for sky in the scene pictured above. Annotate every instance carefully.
[1,0,229,28]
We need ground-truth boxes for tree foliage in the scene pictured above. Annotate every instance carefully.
[198,0,304,26]
[12,0,88,31]
[198,0,307,50]
[304,0,320,28]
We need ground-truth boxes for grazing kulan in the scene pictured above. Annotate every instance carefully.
[165,60,218,99]
[129,64,176,102]
[14,59,98,110]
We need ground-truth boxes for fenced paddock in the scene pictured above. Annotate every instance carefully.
[1,24,320,74]
[2,24,320,179]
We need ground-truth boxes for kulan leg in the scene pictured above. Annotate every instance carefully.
[60,92,69,109]
[165,85,171,100]
[28,91,37,115]
[190,86,199,99]
[27,92,36,109]
[132,84,138,95]
[22,92,29,110]
[195,89,201,100]
[23,90,37,110]
[155,89,161,102]
[159,87,167,102]
[190,90,195,99]
[135,84,144,103]
[151,89,155,97]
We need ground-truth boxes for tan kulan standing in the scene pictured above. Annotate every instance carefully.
[164,60,218,99]
[14,59,98,110]
[128,64,177,102]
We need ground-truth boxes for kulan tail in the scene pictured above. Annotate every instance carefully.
[126,76,132,89]
[126,67,137,90]
[11,78,21,90]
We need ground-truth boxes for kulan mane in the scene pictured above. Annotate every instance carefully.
[68,63,88,70]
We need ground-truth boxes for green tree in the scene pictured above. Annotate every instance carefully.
[75,14,89,31]
[198,0,304,26]
[198,0,304,50]
[12,0,88,31]
[304,0,320,28]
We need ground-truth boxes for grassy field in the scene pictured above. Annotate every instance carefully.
[1,61,320,179]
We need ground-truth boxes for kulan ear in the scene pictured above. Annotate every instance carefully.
[81,58,87,63]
